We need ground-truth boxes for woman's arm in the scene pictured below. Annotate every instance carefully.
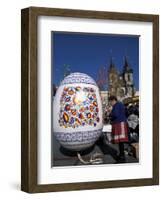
[109,105,118,122]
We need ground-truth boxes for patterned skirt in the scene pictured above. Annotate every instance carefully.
[111,122,128,143]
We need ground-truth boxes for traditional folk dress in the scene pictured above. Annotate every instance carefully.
[109,102,128,144]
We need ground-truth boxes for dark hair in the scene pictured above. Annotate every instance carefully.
[108,95,117,101]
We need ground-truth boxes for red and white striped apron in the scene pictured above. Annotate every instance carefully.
[111,122,128,143]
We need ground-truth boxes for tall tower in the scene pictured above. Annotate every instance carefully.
[123,56,134,97]
[108,58,119,97]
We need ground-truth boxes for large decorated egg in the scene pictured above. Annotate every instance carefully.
[53,72,103,151]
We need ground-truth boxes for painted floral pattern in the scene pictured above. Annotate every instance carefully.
[59,86,100,128]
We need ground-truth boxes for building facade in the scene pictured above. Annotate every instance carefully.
[108,57,135,100]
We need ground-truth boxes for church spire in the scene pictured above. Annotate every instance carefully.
[109,57,115,69]
[123,56,133,73]
[124,56,129,70]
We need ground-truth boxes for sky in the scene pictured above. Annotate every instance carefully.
[52,32,139,90]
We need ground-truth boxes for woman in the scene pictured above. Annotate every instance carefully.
[109,96,128,163]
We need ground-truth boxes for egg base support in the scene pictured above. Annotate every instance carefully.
[77,151,103,165]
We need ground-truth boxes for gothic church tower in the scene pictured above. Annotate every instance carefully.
[123,56,135,97]
[108,56,135,100]
[108,58,119,97]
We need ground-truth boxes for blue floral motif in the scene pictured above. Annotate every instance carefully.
[60,72,97,86]
[55,129,102,144]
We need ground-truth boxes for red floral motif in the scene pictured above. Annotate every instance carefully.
[59,86,100,128]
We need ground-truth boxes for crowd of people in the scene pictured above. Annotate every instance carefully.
[126,103,139,143]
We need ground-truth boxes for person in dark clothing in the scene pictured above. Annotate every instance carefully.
[109,96,129,163]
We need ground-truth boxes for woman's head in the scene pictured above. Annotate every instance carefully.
[108,95,117,106]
